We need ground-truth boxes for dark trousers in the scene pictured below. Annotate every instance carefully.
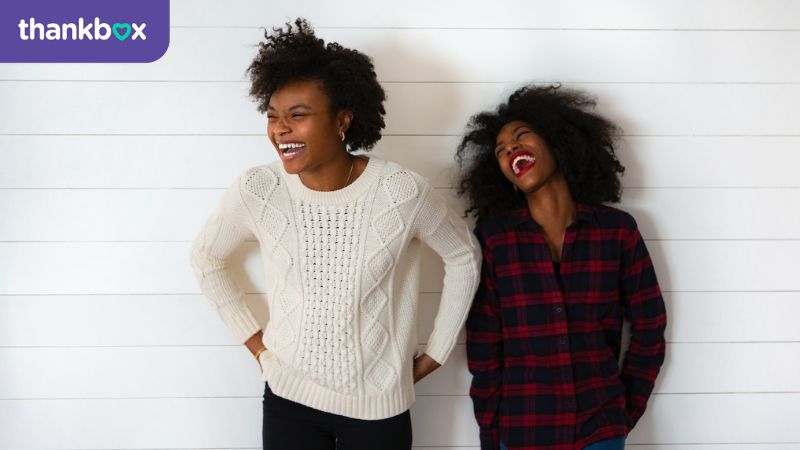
[262,382,413,450]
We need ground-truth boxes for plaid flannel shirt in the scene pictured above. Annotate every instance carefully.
[467,202,667,450]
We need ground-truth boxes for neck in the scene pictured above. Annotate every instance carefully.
[525,174,576,230]
[298,150,354,192]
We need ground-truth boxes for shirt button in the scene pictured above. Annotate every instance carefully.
[555,306,563,313]
[559,338,568,346]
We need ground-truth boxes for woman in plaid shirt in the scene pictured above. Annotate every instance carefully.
[456,85,667,450]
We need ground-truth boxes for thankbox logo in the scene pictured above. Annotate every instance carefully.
[1,0,169,62]
[18,18,147,41]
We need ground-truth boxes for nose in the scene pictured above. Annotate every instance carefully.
[270,116,291,138]
[503,141,519,155]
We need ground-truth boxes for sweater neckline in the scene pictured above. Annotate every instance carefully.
[282,156,385,205]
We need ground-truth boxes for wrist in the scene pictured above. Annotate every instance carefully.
[254,346,267,361]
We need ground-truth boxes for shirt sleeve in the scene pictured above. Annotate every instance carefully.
[465,224,503,450]
[413,185,482,365]
[619,217,667,429]
[190,176,262,344]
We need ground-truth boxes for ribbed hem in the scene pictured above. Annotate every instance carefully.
[261,357,416,420]
[281,156,386,205]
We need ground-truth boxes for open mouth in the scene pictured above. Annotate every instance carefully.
[510,151,536,177]
[277,142,306,160]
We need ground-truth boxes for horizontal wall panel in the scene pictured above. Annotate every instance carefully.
[414,394,800,447]
[2,343,797,399]
[0,397,263,450]
[0,242,261,296]
[626,393,800,444]
[3,291,798,347]
[653,343,800,393]
[2,28,800,82]
[420,239,800,294]
[3,136,800,189]
[9,343,800,399]
[3,82,800,136]
[0,294,262,347]
[665,291,800,343]
[618,188,800,240]
[0,346,264,399]
[0,135,276,189]
[642,241,800,293]
[2,188,798,241]
[1,240,799,295]
[0,189,221,242]
[1,394,798,448]
[169,0,800,30]
[616,136,800,188]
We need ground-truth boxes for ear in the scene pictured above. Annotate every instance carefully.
[336,109,353,133]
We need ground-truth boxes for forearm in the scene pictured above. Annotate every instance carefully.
[413,353,441,383]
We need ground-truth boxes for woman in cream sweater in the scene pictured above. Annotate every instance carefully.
[190,18,481,450]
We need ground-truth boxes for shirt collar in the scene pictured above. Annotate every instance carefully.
[503,199,600,228]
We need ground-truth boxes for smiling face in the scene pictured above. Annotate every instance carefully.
[494,120,560,194]
[267,79,351,175]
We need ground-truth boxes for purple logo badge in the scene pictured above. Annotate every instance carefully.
[0,0,169,63]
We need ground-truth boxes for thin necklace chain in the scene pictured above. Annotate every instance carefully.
[341,156,355,189]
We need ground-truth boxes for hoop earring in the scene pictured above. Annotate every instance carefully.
[339,131,346,142]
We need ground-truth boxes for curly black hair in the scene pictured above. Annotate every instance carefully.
[456,84,625,220]
[247,18,386,151]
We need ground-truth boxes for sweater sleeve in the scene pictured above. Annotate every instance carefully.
[413,185,482,365]
[190,176,262,343]
[619,216,667,428]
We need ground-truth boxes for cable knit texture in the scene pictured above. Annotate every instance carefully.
[191,156,481,419]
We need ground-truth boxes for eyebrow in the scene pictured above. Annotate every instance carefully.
[267,104,313,111]
[495,125,530,151]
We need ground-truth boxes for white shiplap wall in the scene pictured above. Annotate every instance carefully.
[1,1,799,449]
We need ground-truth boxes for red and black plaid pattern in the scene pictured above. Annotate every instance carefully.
[466,202,667,450]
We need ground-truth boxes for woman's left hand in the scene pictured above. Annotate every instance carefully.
[413,354,441,383]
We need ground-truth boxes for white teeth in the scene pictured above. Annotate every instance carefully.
[278,143,305,155]
[511,154,536,175]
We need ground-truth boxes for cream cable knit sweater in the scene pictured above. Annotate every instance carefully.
[190,156,481,420]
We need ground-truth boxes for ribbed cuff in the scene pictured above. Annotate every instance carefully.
[218,301,261,343]
[424,330,456,365]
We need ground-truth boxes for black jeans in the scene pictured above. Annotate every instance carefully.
[262,382,413,450]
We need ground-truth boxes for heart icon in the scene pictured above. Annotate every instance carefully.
[112,23,131,41]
